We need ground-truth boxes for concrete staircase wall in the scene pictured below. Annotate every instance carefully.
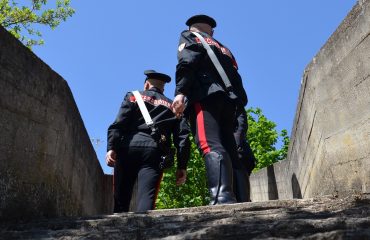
[0,26,113,221]
[1,0,369,225]
[250,0,370,201]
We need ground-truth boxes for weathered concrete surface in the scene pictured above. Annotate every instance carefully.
[0,26,113,221]
[1,195,369,239]
[0,0,368,232]
[250,0,370,201]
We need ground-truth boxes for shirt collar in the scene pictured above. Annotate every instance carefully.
[148,87,163,94]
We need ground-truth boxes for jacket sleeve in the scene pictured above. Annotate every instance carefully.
[234,106,248,148]
[172,117,191,170]
[107,92,135,152]
[175,31,205,96]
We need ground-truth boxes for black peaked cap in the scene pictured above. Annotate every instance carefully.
[144,70,171,83]
[186,14,217,28]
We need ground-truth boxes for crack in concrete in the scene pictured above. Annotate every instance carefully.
[334,156,368,166]
[354,73,370,88]
[353,31,370,50]
[324,116,370,140]
[289,71,310,158]
[307,110,317,145]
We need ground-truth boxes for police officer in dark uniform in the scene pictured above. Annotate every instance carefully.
[234,106,256,202]
[106,70,190,213]
[172,15,249,205]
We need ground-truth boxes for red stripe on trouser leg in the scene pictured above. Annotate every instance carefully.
[153,172,164,209]
[195,103,211,155]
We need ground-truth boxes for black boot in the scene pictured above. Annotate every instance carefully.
[204,151,237,205]
[233,168,251,202]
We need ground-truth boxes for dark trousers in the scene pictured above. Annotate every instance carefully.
[114,146,163,213]
[189,93,243,204]
[234,140,255,202]
[189,93,242,168]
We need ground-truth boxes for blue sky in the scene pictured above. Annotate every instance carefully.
[33,1,356,174]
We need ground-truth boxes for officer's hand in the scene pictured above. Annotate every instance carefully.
[106,150,117,167]
[175,169,187,185]
[172,94,185,118]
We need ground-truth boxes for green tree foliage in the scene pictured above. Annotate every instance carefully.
[156,107,290,209]
[156,135,209,209]
[247,107,290,171]
[0,0,74,48]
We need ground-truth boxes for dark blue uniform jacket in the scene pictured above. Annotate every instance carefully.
[176,30,248,107]
[107,87,190,169]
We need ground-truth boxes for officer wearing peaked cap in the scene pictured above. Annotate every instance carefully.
[185,14,217,28]
[171,14,250,205]
[144,70,171,83]
[106,70,190,213]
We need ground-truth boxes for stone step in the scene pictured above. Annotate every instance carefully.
[1,195,369,239]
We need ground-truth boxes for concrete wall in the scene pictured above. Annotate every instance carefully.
[250,0,370,201]
[0,26,113,221]
[1,0,369,218]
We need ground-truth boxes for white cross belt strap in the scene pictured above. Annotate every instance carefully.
[191,31,232,90]
[132,90,154,126]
